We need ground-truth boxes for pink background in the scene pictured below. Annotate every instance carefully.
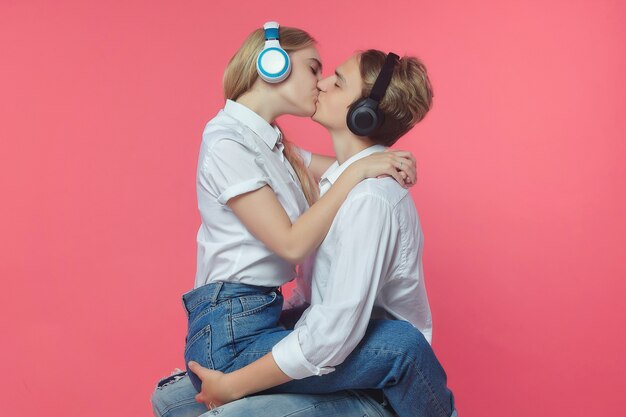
[1,1,625,416]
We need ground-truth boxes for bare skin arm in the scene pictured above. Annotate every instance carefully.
[309,153,336,181]
[309,150,417,183]
[226,150,416,265]
[188,353,288,407]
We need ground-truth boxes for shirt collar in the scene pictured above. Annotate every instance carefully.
[223,99,282,149]
[319,144,388,188]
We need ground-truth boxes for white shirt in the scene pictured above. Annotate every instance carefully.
[272,145,433,379]
[194,99,312,288]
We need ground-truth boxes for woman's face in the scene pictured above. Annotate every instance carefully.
[275,46,323,117]
[311,54,363,131]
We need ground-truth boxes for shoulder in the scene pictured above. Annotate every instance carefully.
[201,111,256,152]
[347,177,409,208]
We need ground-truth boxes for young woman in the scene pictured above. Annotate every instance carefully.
[151,23,418,417]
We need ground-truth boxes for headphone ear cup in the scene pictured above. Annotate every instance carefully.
[347,98,380,136]
[346,99,362,132]
[257,46,291,83]
[376,109,385,130]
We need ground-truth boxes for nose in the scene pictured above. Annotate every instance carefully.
[317,76,331,92]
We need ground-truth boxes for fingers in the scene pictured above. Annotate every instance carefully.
[386,150,417,168]
[394,156,417,184]
[188,360,214,382]
[363,152,416,186]
[385,149,413,159]
[387,167,407,188]
[188,361,202,375]
[390,157,412,182]
[385,150,417,181]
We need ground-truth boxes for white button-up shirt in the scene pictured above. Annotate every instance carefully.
[194,99,312,288]
[273,144,433,379]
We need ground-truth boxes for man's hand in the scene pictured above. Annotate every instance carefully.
[188,361,239,410]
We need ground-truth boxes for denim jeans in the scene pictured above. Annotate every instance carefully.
[151,370,401,417]
[173,281,456,417]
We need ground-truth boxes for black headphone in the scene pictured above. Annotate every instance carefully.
[346,52,399,137]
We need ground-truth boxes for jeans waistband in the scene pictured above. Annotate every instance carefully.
[182,281,281,316]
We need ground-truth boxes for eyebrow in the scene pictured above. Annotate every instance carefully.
[309,58,323,72]
[335,70,346,85]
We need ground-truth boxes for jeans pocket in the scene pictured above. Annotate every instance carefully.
[184,323,214,393]
[230,292,283,355]
[231,292,279,319]
[184,323,214,369]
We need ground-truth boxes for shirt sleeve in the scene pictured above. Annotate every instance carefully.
[200,138,271,205]
[271,193,400,379]
[293,145,313,168]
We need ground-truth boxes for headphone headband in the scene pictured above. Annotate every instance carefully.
[263,22,280,40]
[369,52,399,102]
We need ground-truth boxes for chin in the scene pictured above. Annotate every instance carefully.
[297,103,315,118]
[311,104,321,120]
[311,113,327,127]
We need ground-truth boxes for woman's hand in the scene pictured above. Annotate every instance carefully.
[350,149,417,188]
[188,361,239,410]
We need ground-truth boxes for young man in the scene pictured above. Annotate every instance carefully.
[152,50,457,417]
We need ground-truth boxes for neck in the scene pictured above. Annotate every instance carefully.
[236,89,281,124]
[328,128,375,164]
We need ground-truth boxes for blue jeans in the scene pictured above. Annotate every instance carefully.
[151,370,401,417]
[170,281,455,417]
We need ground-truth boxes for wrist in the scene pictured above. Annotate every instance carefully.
[345,163,366,181]
[224,372,245,401]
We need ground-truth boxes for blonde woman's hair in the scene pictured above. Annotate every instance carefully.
[354,50,434,146]
[222,26,319,206]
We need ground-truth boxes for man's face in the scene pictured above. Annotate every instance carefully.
[311,54,363,131]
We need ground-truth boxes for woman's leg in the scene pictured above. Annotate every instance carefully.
[151,371,397,417]
[151,370,208,417]
[152,304,314,417]
[208,390,397,417]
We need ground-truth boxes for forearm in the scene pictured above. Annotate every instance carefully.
[309,153,336,181]
[226,352,292,399]
[283,165,363,263]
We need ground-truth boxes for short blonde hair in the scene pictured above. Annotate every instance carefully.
[355,50,434,146]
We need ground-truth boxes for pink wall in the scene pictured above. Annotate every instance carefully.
[1,1,625,416]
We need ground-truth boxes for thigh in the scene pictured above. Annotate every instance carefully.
[237,319,435,394]
[206,390,396,417]
[186,291,289,390]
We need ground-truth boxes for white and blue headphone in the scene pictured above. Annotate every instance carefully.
[256,21,291,83]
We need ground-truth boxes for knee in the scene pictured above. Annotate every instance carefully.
[390,321,430,359]
[151,371,185,413]
[151,371,207,417]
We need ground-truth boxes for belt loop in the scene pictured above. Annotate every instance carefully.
[210,281,224,307]
[181,288,194,318]
[181,295,189,318]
